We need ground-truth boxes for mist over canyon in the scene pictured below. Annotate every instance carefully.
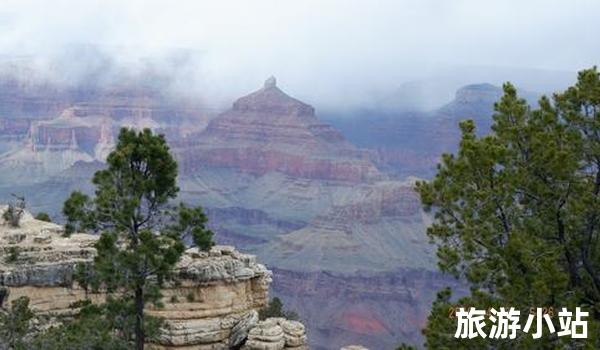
[0,1,598,348]
[0,54,578,349]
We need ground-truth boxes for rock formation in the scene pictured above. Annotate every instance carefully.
[0,206,307,349]
[175,77,380,183]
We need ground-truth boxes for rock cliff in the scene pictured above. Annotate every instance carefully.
[0,206,307,349]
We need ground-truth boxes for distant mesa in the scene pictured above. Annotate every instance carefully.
[453,83,503,104]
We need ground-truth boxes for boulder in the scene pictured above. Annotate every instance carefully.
[243,319,285,350]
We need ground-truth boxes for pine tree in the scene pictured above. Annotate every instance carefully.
[63,128,214,350]
[416,67,600,348]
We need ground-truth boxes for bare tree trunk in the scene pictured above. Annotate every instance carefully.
[135,286,145,350]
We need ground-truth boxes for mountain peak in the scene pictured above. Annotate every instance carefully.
[264,76,277,89]
[232,78,315,116]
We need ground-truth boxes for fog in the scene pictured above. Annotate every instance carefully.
[1,0,599,111]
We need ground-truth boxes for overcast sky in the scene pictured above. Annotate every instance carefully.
[0,0,599,110]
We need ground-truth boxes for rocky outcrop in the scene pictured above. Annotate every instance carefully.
[0,207,306,349]
[230,311,260,347]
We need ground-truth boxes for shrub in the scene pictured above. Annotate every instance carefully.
[259,297,299,321]
[5,247,20,263]
[34,212,52,222]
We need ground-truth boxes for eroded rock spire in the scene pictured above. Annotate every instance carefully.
[264,76,277,89]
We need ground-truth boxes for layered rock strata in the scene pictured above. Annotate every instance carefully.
[0,206,306,349]
[175,77,380,183]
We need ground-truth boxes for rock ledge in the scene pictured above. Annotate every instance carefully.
[0,206,306,349]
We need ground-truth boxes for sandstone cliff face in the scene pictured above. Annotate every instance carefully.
[0,207,307,350]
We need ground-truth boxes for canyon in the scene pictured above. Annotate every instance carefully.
[0,65,492,349]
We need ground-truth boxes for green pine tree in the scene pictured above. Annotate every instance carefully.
[416,67,600,349]
[63,128,214,350]
[34,212,51,222]
[29,300,131,350]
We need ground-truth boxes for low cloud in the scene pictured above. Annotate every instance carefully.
[0,0,598,110]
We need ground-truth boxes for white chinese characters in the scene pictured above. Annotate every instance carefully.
[488,307,521,339]
[453,306,588,339]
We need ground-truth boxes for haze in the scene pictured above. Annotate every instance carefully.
[1,0,599,110]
